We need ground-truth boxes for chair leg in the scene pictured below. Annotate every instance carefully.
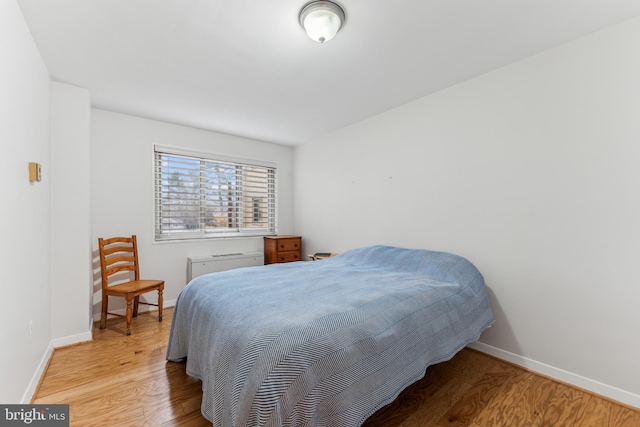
[158,289,163,322]
[125,298,133,336]
[100,294,108,329]
[133,296,140,317]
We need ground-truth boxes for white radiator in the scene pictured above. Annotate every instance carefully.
[187,251,263,282]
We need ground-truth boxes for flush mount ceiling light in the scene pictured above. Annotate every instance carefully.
[299,1,345,43]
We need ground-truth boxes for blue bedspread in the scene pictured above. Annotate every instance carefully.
[166,245,494,427]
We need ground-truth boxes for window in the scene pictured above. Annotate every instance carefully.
[154,145,277,241]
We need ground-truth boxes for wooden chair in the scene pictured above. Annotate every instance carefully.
[98,235,164,335]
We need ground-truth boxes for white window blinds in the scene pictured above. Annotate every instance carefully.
[154,146,277,241]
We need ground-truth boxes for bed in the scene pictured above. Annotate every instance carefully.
[166,245,494,427]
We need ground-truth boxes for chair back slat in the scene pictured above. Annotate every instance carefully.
[106,265,136,277]
[98,235,141,287]
[104,255,136,267]
[102,245,134,256]
[100,236,134,245]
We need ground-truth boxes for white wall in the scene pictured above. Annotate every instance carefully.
[91,109,294,316]
[294,17,640,405]
[51,82,93,342]
[0,0,52,403]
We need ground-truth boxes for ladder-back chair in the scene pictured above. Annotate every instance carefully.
[98,235,164,335]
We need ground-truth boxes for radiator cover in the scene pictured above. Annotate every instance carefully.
[187,252,263,282]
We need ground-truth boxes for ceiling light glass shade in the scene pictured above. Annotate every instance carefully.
[299,1,345,43]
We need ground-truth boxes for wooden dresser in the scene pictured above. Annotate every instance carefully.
[264,235,302,264]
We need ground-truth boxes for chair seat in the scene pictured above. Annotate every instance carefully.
[105,279,164,296]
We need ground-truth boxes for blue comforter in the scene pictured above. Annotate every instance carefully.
[166,245,494,427]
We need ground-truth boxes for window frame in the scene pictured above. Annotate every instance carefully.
[153,144,277,242]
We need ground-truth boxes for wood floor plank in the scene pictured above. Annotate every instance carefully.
[433,360,518,426]
[539,382,584,427]
[34,356,171,404]
[179,392,205,416]
[610,404,640,427]
[141,399,187,427]
[398,355,496,427]
[72,401,146,427]
[363,349,495,427]
[158,409,212,427]
[505,373,559,426]
[32,308,640,426]
[365,368,468,427]
[500,414,538,427]
[574,394,611,427]
[471,368,533,427]
[394,375,476,427]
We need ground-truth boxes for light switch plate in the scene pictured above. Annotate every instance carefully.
[29,162,41,182]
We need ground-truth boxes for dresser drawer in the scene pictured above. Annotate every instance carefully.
[277,238,301,252]
[276,251,301,263]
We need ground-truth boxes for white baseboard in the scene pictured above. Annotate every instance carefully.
[21,319,94,404]
[51,327,94,349]
[467,341,640,409]
[21,341,55,404]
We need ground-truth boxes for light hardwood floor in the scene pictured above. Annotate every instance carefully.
[33,308,640,426]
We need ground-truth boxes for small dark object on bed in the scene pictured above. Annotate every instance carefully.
[313,252,332,257]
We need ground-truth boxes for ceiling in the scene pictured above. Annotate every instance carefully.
[17,1,640,146]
